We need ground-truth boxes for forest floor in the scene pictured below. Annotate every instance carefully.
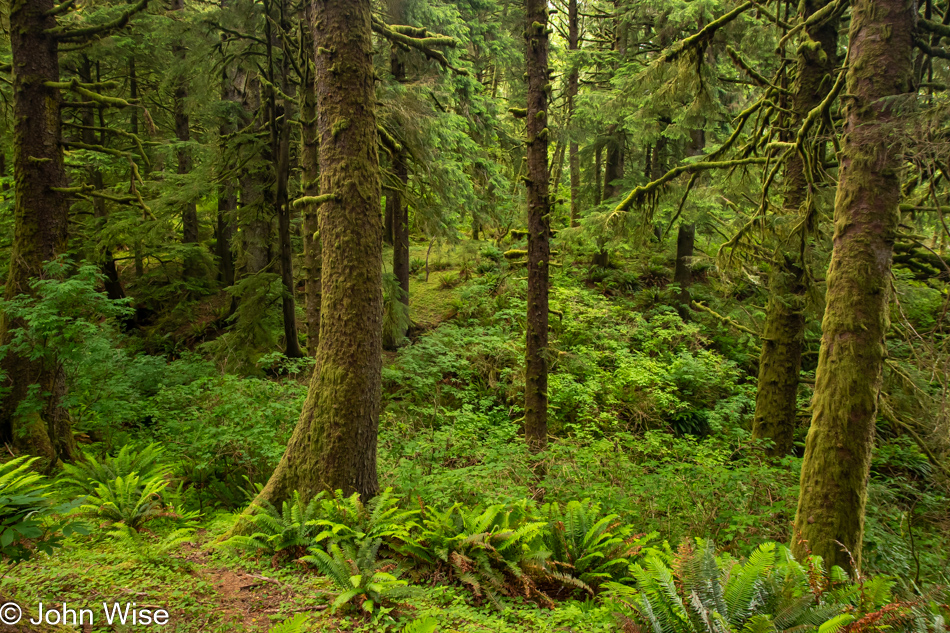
[6,516,619,632]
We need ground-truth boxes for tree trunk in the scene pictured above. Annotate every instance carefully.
[791,0,915,576]
[383,196,394,246]
[216,20,238,289]
[79,56,126,303]
[524,0,551,454]
[171,0,200,277]
[268,2,303,359]
[753,264,806,456]
[388,38,411,321]
[752,0,838,457]
[239,75,272,275]
[602,126,624,200]
[673,223,694,319]
[391,155,410,314]
[301,3,321,356]
[0,0,78,465]
[593,145,602,205]
[248,0,382,506]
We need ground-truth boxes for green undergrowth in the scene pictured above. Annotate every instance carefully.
[3,251,949,631]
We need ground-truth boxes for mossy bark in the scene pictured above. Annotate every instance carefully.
[567,0,580,228]
[300,3,321,356]
[752,0,837,457]
[524,0,551,454]
[268,1,303,359]
[171,0,200,277]
[77,56,125,302]
[247,0,382,507]
[673,223,694,320]
[387,36,411,320]
[791,0,915,576]
[752,264,806,457]
[0,0,78,465]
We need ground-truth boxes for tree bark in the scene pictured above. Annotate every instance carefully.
[593,145,602,206]
[171,0,201,277]
[248,0,382,506]
[300,3,321,356]
[387,34,411,321]
[524,0,551,454]
[78,56,125,303]
[216,18,238,289]
[673,223,694,319]
[0,0,78,465]
[752,0,838,457]
[267,0,303,359]
[791,0,915,576]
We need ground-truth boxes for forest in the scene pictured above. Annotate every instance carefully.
[0,0,949,631]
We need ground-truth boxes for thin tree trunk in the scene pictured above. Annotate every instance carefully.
[524,0,551,455]
[129,57,145,279]
[0,0,78,465]
[673,223,694,319]
[555,0,578,223]
[752,0,838,457]
[79,56,125,302]
[593,145,602,205]
[171,0,200,277]
[301,3,321,356]
[603,127,624,200]
[216,18,238,289]
[791,0,915,576]
[267,0,303,359]
[388,35,411,320]
[248,0,382,506]
[239,75,272,275]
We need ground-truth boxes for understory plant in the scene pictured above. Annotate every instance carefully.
[0,456,86,561]
[603,539,946,633]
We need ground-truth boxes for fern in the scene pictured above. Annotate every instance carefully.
[301,539,410,615]
[267,613,311,633]
[220,491,325,561]
[108,523,195,568]
[61,443,170,496]
[399,500,549,609]
[543,499,653,593]
[619,540,889,633]
[81,473,168,529]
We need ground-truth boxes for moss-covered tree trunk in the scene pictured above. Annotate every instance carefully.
[247,0,382,505]
[268,1,303,359]
[387,25,411,320]
[171,0,200,277]
[674,223,694,319]
[78,56,126,303]
[567,0,580,229]
[0,0,78,465]
[791,0,915,575]
[216,15,238,289]
[524,0,551,454]
[752,0,838,457]
[300,3,321,356]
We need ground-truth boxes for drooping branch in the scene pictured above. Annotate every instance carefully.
[370,16,468,75]
[45,0,78,17]
[47,78,135,108]
[776,0,847,51]
[653,2,754,66]
[915,38,950,60]
[292,194,338,208]
[610,156,769,218]
[918,18,950,40]
[50,0,149,42]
